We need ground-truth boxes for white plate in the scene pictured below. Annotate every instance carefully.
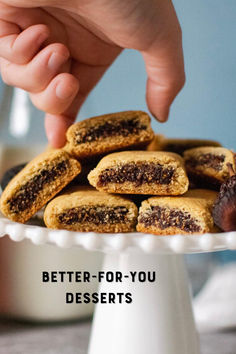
[0,212,236,254]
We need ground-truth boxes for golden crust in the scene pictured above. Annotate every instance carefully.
[88,151,189,195]
[64,111,154,159]
[148,135,221,155]
[137,189,218,235]
[0,150,81,223]
[184,147,235,185]
[146,134,166,151]
[44,186,138,233]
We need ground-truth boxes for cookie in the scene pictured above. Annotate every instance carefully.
[88,151,189,195]
[0,150,81,223]
[212,164,236,232]
[0,163,27,191]
[137,189,218,235]
[64,111,154,159]
[147,134,166,151]
[44,186,138,233]
[148,135,221,155]
[184,147,236,189]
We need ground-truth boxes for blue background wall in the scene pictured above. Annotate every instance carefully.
[0,0,236,149]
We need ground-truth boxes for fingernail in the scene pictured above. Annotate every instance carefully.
[56,81,78,100]
[48,52,69,71]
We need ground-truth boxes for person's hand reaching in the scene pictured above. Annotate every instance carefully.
[0,0,185,147]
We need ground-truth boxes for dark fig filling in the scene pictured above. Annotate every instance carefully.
[218,174,236,199]
[75,117,147,144]
[186,153,225,171]
[98,163,175,187]
[58,206,129,225]
[8,160,68,214]
[139,206,201,232]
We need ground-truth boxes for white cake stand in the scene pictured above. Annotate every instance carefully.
[0,214,235,354]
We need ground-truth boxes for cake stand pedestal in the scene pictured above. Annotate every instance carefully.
[89,252,198,354]
[1,214,236,354]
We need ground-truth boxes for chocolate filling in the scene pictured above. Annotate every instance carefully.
[186,153,225,171]
[139,206,201,232]
[98,163,175,187]
[8,160,68,214]
[58,206,129,225]
[75,117,147,144]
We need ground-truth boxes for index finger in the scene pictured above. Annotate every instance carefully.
[0,21,49,64]
[142,1,185,122]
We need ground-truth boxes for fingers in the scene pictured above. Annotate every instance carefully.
[44,62,114,148]
[30,72,79,116]
[0,18,80,148]
[142,2,185,122]
[0,22,49,64]
[45,113,75,148]
[0,43,70,92]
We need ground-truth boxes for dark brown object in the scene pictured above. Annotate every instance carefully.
[139,206,201,233]
[0,163,27,191]
[75,117,147,144]
[98,163,175,187]
[7,161,68,214]
[185,153,225,171]
[58,206,129,225]
[213,163,236,231]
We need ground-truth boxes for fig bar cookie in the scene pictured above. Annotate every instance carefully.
[65,111,154,159]
[44,187,138,233]
[0,150,81,223]
[148,135,221,155]
[137,189,218,235]
[147,134,166,152]
[88,151,189,195]
[184,147,236,189]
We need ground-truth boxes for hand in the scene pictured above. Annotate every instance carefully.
[0,0,185,147]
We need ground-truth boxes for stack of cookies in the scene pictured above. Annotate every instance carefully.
[0,111,232,235]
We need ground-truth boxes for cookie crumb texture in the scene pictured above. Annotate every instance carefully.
[65,111,154,158]
[184,147,236,189]
[0,150,81,223]
[137,190,217,235]
[97,163,174,187]
[44,187,138,233]
[8,161,67,214]
[88,151,189,195]
[212,166,236,232]
[148,135,221,156]
[58,206,129,225]
[186,153,225,171]
[139,206,201,233]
